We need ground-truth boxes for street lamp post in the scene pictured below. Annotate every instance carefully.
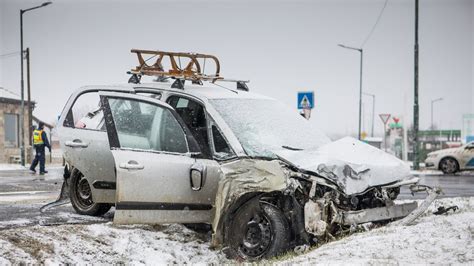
[19,1,52,166]
[338,44,363,140]
[413,0,420,170]
[363,92,375,137]
[431,97,443,129]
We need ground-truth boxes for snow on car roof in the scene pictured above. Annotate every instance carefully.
[78,81,272,101]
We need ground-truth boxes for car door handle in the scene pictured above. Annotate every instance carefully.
[65,140,88,148]
[119,161,144,170]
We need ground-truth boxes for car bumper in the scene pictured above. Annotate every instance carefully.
[424,158,437,169]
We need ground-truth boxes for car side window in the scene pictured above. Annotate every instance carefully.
[167,96,212,158]
[211,125,235,160]
[63,91,105,131]
[108,97,188,154]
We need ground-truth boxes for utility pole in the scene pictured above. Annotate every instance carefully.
[20,9,25,166]
[338,44,363,140]
[26,48,33,151]
[413,0,420,170]
[19,2,52,166]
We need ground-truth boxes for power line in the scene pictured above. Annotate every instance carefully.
[361,0,390,48]
[0,51,21,58]
[0,87,20,97]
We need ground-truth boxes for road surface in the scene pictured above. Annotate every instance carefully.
[399,172,474,199]
[0,167,112,229]
[0,168,473,229]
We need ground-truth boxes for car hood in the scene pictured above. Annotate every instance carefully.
[274,136,411,195]
[429,147,460,156]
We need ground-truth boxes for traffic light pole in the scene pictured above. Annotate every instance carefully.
[413,0,420,170]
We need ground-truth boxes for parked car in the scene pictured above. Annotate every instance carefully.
[425,142,474,174]
[49,49,440,260]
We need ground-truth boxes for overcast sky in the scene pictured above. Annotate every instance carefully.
[1,0,473,137]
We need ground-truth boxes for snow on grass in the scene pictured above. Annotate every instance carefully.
[0,223,226,264]
[0,197,473,264]
[278,197,474,265]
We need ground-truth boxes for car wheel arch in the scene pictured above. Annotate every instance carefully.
[219,191,303,254]
[221,191,295,260]
[219,192,264,245]
[67,165,99,202]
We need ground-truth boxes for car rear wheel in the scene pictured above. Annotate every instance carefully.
[70,173,111,216]
[226,202,290,261]
[439,157,459,174]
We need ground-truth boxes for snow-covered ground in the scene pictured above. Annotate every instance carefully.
[281,197,474,265]
[0,223,225,264]
[0,164,27,171]
[0,197,473,264]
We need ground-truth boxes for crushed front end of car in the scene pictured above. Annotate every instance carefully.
[213,137,441,260]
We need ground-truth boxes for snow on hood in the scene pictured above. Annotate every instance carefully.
[275,137,411,195]
[429,147,461,156]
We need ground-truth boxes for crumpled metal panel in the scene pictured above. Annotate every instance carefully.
[342,202,418,225]
[275,137,411,195]
[211,159,288,246]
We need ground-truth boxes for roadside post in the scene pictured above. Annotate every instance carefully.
[297,91,314,120]
[379,113,391,152]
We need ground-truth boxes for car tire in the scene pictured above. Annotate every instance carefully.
[439,157,459,174]
[70,172,111,216]
[226,202,290,261]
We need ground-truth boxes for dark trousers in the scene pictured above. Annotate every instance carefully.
[30,145,46,173]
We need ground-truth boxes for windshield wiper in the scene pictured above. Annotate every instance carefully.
[282,145,303,151]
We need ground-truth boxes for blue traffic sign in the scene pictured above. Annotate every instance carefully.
[297,91,314,109]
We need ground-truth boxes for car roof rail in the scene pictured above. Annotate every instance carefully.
[214,79,250,91]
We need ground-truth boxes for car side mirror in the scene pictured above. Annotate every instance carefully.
[190,162,206,191]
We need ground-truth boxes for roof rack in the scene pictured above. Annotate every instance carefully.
[128,49,222,83]
[128,49,250,91]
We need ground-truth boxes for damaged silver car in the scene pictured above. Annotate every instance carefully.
[49,50,440,260]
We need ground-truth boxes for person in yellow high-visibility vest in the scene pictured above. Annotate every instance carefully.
[29,122,51,174]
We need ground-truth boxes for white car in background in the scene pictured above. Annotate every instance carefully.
[425,142,474,174]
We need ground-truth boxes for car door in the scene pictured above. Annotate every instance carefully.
[462,142,474,169]
[57,90,116,203]
[100,92,221,225]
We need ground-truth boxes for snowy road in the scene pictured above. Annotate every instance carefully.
[1,169,474,263]
[400,171,474,199]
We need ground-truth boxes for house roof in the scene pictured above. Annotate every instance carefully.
[0,87,36,106]
[33,116,53,129]
[0,87,20,100]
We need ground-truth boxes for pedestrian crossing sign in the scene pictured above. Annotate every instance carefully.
[297,91,314,109]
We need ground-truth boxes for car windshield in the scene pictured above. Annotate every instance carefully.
[210,98,331,158]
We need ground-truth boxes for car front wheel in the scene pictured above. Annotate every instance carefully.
[226,202,290,261]
[439,157,459,174]
[70,172,111,216]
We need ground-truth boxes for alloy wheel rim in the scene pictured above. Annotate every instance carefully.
[76,176,93,207]
[442,159,457,173]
